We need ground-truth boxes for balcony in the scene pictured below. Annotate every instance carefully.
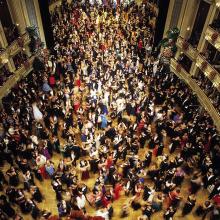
[170,58,220,131]
[205,26,220,52]
[176,36,198,60]
[0,33,30,65]
[0,55,35,100]
[196,54,220,92]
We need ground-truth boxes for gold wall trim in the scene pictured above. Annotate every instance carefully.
[196,54,220,92]
[0,55,35,100]
[0,33,30,61]
[176,36,198,60]
[170,58,220,131]
[205,25,220,52]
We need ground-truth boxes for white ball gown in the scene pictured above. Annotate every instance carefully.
[32,103,43,121]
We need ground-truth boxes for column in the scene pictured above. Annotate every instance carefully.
[190,62,199,76]
[197,3,218,52]
[163,0,175,38]
[176,0,187,31]
[178,0,200,39]
[33,0,46,46]
[7,0,30,34]
[0,21,8,48]
[20,0,31,27]
[0,21,15,72]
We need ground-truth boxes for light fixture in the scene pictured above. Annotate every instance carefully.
[215,44,220,49]
[216,2,220,8]
[186,27,190,31]
[0,58,8,64]
[205,35,210,40]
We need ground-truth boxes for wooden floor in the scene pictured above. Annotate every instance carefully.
[1,1,212,220]
[1,118,210,220]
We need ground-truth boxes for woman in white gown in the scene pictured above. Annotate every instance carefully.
[32,102,43,122]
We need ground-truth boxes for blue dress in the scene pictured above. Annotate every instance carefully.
[102,104,108,115]
[101,115,108,129]
[81,133,87,142]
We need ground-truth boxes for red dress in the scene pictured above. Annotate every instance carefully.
[106,157,113,170]
[166,191,179,208]
[74,101,80,112]
[114,183,122,200]
[75,79,81,87]
[137,119,145,134]
[49,75,55,87]
[138,40,143,50]
[39,166,48,179]
[153,146,158,157]
[81,170,90,180]
[213,195,220,205]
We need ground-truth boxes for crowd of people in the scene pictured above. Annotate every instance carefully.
[0,67,13,87]
[193,72,220,114]
[0,0,219,219]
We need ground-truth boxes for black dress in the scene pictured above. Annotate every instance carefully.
[131,200,141,210]
[0,200,15,217]
[143,186,151,201]
[182,197,196,216]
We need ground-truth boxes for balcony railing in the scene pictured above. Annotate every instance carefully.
[170,58,220,131]
[0,33,30,64]
[196,54,220,92]
[176,36,198,60]
[0,55,35,100]
[205,26,220,51]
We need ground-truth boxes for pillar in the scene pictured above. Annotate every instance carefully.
[190,62,199,76]
[178,0,200,39]
[0,21,8,48]
[33,0,46,46]
[0,21,15,72]
[197,3,219,52]
[163,0,175,37]
[7,0,30,35]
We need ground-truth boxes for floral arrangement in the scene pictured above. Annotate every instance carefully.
[162,47,173,58]
[26,26,44,53]
[167,27,180,41]
[158,27,180,60]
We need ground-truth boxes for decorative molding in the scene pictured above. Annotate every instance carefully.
[170,58,220,131]
[0,54,35,100]
[196,54,220,92]
[176,36,198,60]
[0,33,30,64]
[205,26,220,52]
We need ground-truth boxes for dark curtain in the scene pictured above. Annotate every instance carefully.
[153,0,170,48]
[38,0,54,50]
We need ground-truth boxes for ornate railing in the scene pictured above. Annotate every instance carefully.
[205,25,220,52]
[0,55,35,100]
[170,58,220,131]
[0,33,30,64]
[176,36,198,60]
[196,54,220,92]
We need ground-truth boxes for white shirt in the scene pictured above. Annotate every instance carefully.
[76,195,86,209]
[96,210,109,220]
